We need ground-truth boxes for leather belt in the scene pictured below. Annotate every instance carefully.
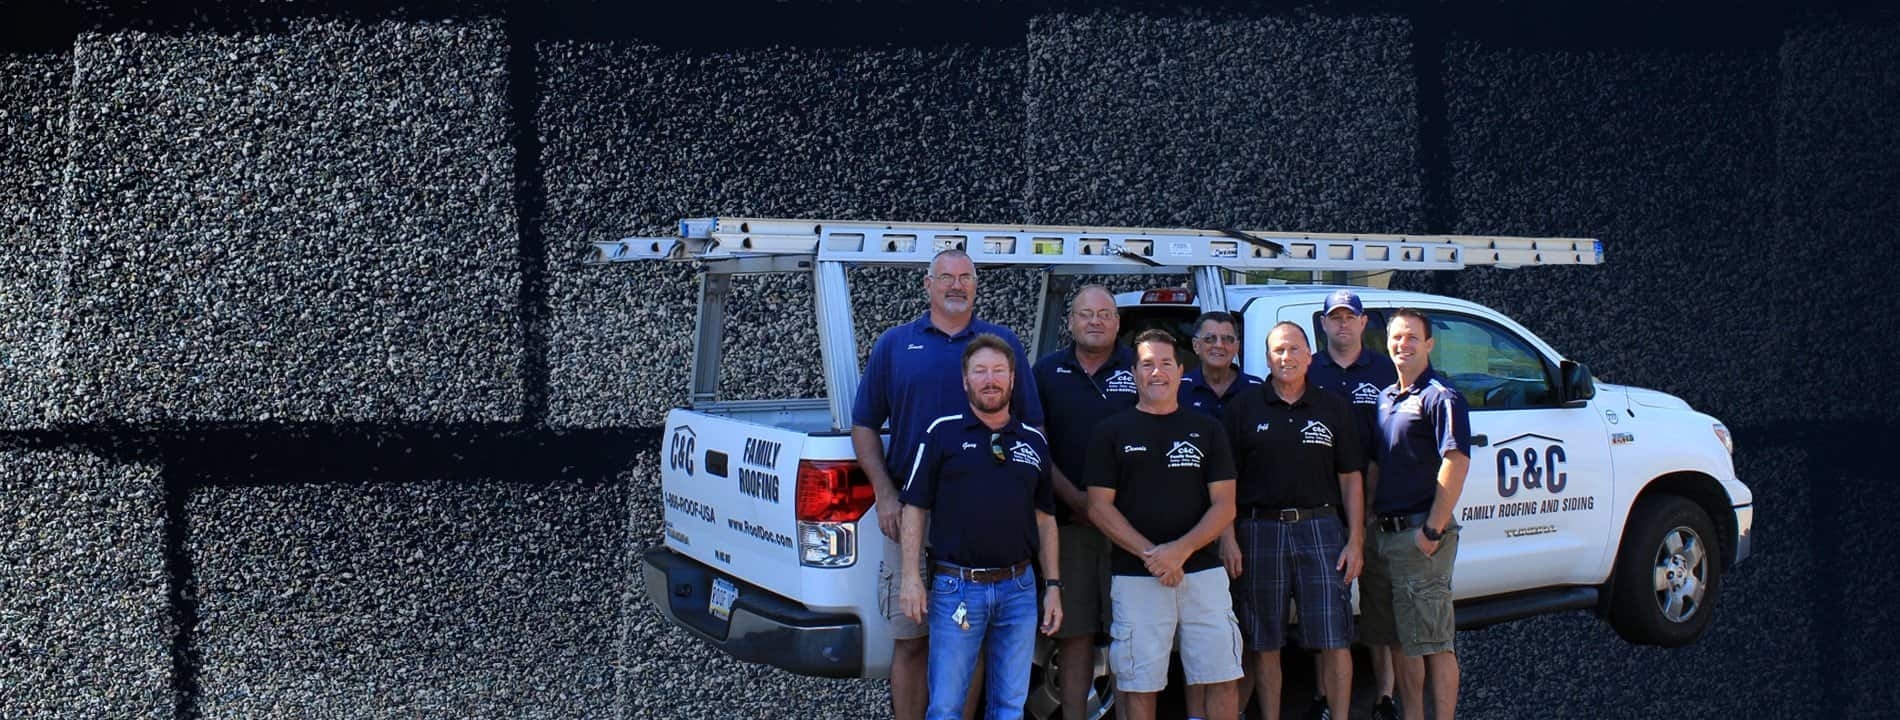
[1376,512,1430,533]
[1244,505,1337,522]
[934,559,1032,583]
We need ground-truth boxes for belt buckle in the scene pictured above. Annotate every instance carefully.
[1278,508,1299,523]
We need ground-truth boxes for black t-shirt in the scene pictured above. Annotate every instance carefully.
[1223,383,1367,511]
[1085,407,1236,576]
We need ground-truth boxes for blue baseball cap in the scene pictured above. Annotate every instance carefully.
[1323,289,1364,316]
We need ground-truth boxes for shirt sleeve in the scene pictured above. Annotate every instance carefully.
[851,332,893,430]
[1084,421,1118,491]
[898,429,941,509]
[1032,437,1057,514]
[1203,419,1237,484]
[1431,388,1473,458]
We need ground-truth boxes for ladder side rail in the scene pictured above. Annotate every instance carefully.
[689,272,732,406]
[1191,266,1231,314]
[812,260,861,432]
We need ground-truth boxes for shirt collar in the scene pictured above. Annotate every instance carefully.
[1063,344,1133,372]
[1264,382,1320,408]
[1392,366,1442,398]
[911,312,981,340]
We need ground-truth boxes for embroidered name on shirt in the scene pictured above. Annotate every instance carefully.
[1301,420,1334,446]
[1166,441,1204,468]
[961,442,979,450]
[1255,422,1270,432]
[1123,444,1148,453]
[1055,366,1073,374]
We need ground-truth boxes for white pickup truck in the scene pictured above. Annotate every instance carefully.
[599,218,1753,719]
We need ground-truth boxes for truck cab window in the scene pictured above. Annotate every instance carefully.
[1420,313,1556,410]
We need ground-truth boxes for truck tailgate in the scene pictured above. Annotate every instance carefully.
[661,409,810,600]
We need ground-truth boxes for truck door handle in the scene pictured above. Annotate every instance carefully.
[1471,434,1489,447]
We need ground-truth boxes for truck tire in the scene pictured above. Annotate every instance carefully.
[1608,495,1723,647]
[1024,636,1115,720]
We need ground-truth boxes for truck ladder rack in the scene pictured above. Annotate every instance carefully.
[589,217,1602,272]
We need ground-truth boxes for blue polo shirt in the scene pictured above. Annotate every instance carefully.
[1177,367,1263,418]
[900,413,1056,568]
[1373,367,1472,515]
[853,314,1043,481]
[1033,345,1139,523]
[1307,348,1398,455]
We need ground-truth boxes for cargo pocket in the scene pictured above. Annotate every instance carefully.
[1403,578,1454,648]
[1107,620,1137,679]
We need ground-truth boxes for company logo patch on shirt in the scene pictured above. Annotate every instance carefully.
[1166,441,1204,468]
[1106,370,1137,394]
[1122,444,1148,454]
[906,343,925,350]
[1009,441,1042,467]
[1300,420,1334,447]
[1352,382,1382,405]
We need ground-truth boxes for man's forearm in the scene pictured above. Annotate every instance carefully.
[1087,489,1154,556]
[1426,451,1469,530]
[1036,512,1059,577]
[851,425,897,499]
[1050,466,1090,514]
[900,505,928,578]
[1339,471,1366,545]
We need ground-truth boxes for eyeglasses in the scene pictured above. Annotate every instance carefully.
[990,432,1007,464]
[932,273,976,286]
[1071,309,1117,321]
[1196,334,1238,345]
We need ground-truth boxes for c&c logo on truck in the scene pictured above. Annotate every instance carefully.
[669,425,696,476]
[1495,432,1567,496]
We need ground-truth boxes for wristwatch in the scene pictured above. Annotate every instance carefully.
[1044,579,1064,589]
[1421,524,1445,542]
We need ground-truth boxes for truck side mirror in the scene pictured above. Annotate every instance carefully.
[1561,360,1595,404]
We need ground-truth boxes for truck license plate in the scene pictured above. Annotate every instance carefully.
[709,577,738,622]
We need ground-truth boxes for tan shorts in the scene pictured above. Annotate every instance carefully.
[1359,525,1459,657]
[1107,568,1243,692]
[1052,524,1111,639]
[877,536,929,640]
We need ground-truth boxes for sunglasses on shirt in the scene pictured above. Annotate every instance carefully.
[990,432,1007,464]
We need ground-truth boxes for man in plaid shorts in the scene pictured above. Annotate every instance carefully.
[1221,322,1367,720]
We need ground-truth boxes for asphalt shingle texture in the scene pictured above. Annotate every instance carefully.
[188,464,623,716]
[55,20,521,424]
[1393,42,1780,427]
[0,446,170,720]
[539,42,1029,427]
[1775,26,1900,425]
[0,52,69,429]
[1025,11,1421,232]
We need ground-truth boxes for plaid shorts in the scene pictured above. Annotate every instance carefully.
[1233,514,1355,651]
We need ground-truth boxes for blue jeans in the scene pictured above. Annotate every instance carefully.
[925,567,1039,720]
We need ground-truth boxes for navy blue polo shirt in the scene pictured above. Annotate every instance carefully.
[1373,367,1472,515]
[853,314,1043,480]
[1033,345,1139,523]
[900,414,1056,568]
[1177,367,1263,418]
[1307,348,1398,455]
[1223,383,1366,511]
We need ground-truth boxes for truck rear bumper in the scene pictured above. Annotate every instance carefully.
[641,547,865,678]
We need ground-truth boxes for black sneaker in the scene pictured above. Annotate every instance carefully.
[1371,695,1399,720]
[1304,697,1331,720]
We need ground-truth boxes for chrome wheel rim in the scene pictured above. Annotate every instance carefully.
[1651,525,1708,623]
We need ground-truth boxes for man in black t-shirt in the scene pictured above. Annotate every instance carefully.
[1223,322,1367,720]
[1086,329,1243,720]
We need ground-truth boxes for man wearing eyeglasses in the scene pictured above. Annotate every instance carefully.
[854,248,1043,720]
[1086,329,1243,720]
[898,333,1063,720]
[1180,311,1262,418]
[1032,284,1138,720]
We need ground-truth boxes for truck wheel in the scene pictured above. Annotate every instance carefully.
[1024,636,1115,720]
[1608,495,1722,647]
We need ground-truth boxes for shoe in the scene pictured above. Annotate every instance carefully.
[1371,695,1399,720]
[1305,697,1330,720]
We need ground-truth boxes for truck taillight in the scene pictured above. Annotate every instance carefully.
[1140,288,1194,304]
[795,460,874,568]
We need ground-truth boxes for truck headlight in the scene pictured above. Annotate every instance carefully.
[1712,423,1733,455]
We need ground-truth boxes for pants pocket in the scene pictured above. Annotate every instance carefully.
[1403,578,1453,647]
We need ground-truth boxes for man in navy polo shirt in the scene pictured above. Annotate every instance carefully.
[1032,284,1137,720]
[1223,322,1365,720]
[1304,288,1399,720]
[1178,310,1262,418]
[899,333,1063,720]
[1361,308,1471,720]
[853,248,1043,720]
